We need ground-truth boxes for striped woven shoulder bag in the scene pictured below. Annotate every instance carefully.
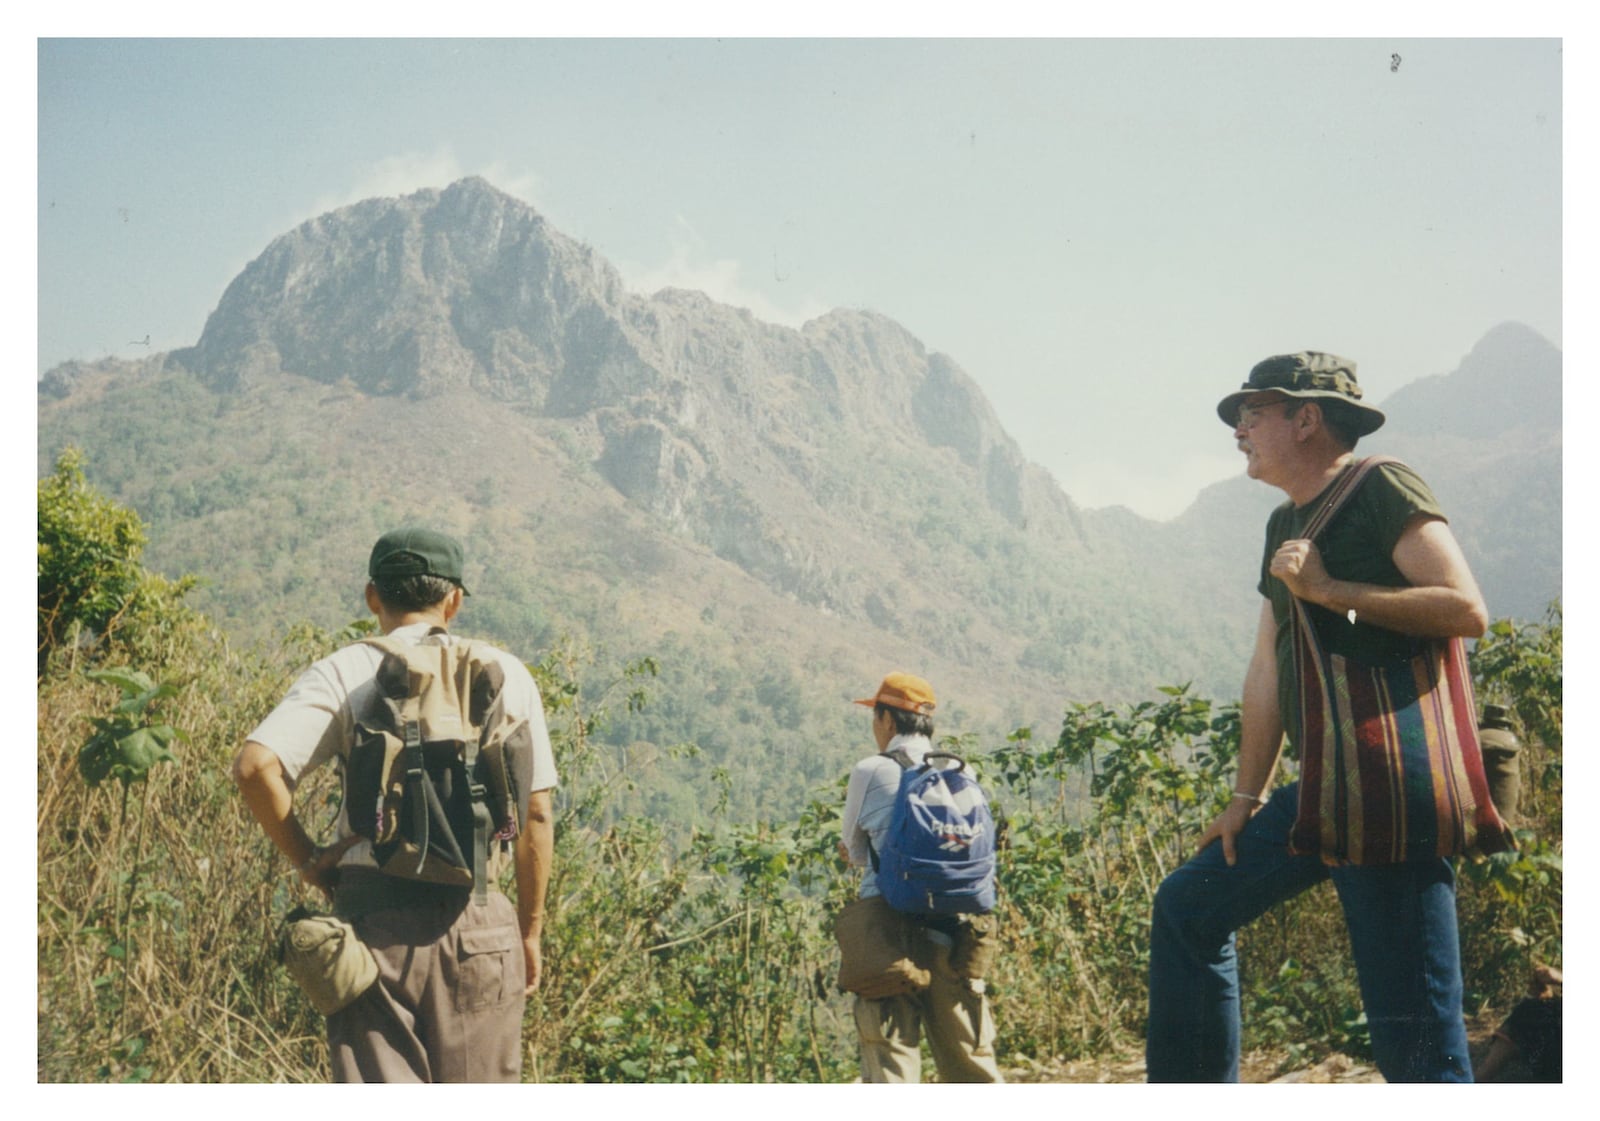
[1286,456,1515,865]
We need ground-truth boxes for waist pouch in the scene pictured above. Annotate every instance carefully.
[834,895,930,1000]
[277,904,379,1016]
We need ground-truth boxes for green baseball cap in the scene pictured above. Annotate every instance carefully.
[1216,351,1386,436]
[368,527,470,594]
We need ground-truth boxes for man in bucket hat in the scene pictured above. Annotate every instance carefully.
[1145,352,1490,1082]
[837,672,1003,1083]
[234,527,557,1082]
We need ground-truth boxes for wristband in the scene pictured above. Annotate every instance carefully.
[1231,790,1268,806]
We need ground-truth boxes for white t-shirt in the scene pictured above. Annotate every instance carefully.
[247,622,558,868]
[840,733,932,898]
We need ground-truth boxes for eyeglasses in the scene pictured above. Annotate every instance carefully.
[1235,399,1291,429]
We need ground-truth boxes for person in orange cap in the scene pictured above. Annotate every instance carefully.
[837,672,1002,1083]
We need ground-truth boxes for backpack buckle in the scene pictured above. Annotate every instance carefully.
[402,721,424,779]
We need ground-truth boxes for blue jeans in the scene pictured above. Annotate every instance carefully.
[1146,783,1472,1082]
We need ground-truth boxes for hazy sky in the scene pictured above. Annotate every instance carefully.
[36,36,1563,519]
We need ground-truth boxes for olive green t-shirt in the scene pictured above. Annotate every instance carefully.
[1258,459,1446,749]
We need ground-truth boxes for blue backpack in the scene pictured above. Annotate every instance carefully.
[872,750,998,916]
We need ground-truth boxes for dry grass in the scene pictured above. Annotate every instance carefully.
[37,624,333,1082]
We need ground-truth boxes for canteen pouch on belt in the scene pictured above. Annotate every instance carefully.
[278,905,379,1016]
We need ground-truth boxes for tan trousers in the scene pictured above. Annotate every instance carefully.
[852,930,1003,1083]
[328,873,525,1082]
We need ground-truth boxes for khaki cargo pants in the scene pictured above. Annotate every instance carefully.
[852,925,1003,1083]
[328,871,525,1083]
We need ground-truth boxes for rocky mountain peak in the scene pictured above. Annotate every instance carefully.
[1378,320,1561,440]
[176,179,1029,486]
[157,179,1054,622]
[185,177,627,399]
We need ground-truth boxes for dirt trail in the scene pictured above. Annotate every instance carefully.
[1002,1014,1527,1083]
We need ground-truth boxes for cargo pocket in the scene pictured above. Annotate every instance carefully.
[453,920,520,1013]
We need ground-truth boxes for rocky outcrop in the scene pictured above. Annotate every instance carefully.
[160,178,1085,632]
[190,178,629,403]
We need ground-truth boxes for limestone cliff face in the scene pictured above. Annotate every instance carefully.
[180,178,1074,609]
[189,178,633,404]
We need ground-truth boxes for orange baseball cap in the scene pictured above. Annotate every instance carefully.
[854,672,937,715]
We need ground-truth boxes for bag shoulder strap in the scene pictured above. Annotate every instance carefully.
[1300,455,1406,542]
[1288,456,1433,674]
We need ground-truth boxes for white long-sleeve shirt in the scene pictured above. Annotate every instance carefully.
[840,733,932,898]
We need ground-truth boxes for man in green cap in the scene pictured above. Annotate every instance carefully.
[233,527,557,1082]
[1146,352,1489,1082]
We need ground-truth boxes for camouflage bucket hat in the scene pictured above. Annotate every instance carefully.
[1216,351,1386,436]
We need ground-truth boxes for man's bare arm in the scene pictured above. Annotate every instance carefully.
[515,787,555,994]
[1196,599,1285,866]
[231,740,351,898]
[1270,515,1488,639]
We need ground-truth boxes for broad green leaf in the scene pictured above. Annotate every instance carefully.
[86,667,156,697]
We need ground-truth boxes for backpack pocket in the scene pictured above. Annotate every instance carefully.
[880,853,996,915]
[346,728,404,845]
